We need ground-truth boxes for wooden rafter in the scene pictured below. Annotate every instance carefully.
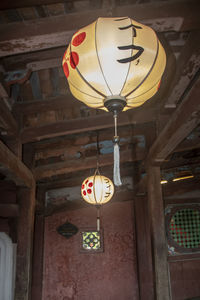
[20,106,156,143]
[0,0,85,10]
[164,31,200,108]
[13,95,81,115]
[0,99,18,135]
[0,140,35,187]
[1,47,66,71]
[147,75,200,164]
[34,148,144,180]
[0,0,199,57]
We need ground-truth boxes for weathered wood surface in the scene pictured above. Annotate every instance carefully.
[1,47,65,71]
[15,186,36,300]
[13,95,81,116]
[34,148,144,180]
[0,139,35,187]
[0,99,18,135]
[147,75,200,164]
[20,107,156,143]
[163,177,200,199]
[0,0,85,10]
[31,215,45,300]
[164,31,200,108]
[135,196,154,300]
[147,166,170,300]
[0,0,199,57]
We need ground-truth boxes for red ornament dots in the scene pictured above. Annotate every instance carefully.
[72,32,86,47]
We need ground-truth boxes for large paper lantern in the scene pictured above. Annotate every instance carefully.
[81,175,114,205]
[62,17,166,112]
[62,17,166,186]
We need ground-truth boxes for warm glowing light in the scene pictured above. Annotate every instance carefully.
[161,180,168,184]
[81,175,114,205]
[172,175,194,182]
[62,17,166,112]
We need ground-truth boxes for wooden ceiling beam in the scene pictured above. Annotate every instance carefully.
[0,139,35,187]
[147,75,200,164]
[0,0,84,10]
[0,0,199,57]
[164,31,200,109]
[20,106,156,143]
[162,177,200,198]
[13,95,82,115]
[1,47,66,72]
[0,98,19,136]
[33,148,144,180]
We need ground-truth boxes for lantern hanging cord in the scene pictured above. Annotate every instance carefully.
[113,111,122,186]
[96,205,101,231]
[96,131,100,170]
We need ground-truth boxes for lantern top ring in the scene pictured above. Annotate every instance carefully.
[104,95,126,113]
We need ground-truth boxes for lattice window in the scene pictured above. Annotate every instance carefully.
[166,205,200,254]
[80,229,103,253]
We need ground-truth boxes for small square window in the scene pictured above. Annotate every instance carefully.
[80,229,103,253]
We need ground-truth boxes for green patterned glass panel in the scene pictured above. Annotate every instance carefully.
[82,231,101,250]
[169,208,200,248]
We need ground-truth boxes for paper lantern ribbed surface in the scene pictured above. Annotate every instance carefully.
[81,175,114,205]
[62,17,166,111]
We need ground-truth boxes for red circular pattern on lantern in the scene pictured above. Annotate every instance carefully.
[157,80,161,91]
[70,52,79,69]
[72,32,86,47]
[63,62,69,78]
[83,190,86,196]
[81,184,85,189]
[87,189,92,194]
[88,182,93,187]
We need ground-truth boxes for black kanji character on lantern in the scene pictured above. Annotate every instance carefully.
[117,23,144,64]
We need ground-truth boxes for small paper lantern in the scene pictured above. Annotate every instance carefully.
[81,175,114,205]
[62,17,166,112]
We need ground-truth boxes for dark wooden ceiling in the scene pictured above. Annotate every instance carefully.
[0,0,200,214]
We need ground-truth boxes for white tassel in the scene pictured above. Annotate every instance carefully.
[113,142,122,186]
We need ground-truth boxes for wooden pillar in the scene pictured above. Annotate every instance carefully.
[147,165,171,300]
[135,196,154,300]
[31,214,45,300]
[15,185,36,300]
[31,185,46,300]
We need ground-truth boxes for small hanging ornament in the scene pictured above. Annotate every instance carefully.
[81,169,114,231]
[63,17,166,186]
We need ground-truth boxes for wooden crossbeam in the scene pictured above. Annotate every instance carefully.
[2,47,66,72]
[147,75,200,164]
[164,31,200,108]
[0,0,85,10]
[34,148,144,180]
[0,140,35,187]
[13,95,81,115]
[163,177,200,198]
[20,106,156,143]
[0,98,18,136]
[0,0,199,57]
